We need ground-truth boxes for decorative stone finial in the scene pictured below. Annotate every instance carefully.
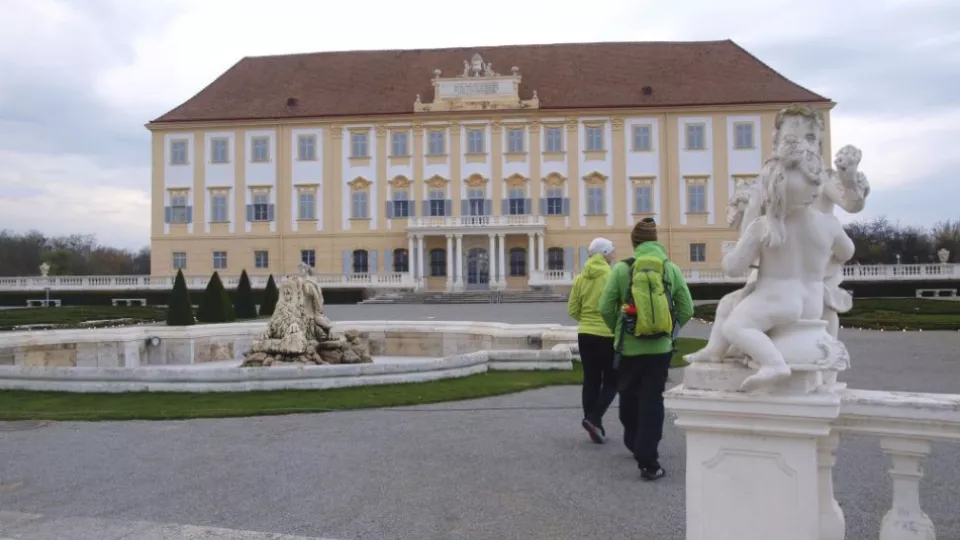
[939,248,950,263]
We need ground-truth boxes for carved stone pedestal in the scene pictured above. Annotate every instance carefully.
[665,363,844,540]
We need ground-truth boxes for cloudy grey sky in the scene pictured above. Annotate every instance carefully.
[1,0,958,250]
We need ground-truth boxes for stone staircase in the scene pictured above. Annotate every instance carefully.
[360,289,568,305]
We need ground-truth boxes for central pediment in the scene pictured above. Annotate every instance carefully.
[414,52,539,113]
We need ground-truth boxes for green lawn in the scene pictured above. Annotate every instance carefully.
[693,297,960,331]
[0,306,168,330]
[0,338,705,422]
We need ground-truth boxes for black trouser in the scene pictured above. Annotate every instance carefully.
[578,333,618,427]
[617,352,672,470]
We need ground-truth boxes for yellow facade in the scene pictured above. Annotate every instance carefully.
[149,103,833,291]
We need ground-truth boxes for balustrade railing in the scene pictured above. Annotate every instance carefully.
[407,215,545,229]
[0,273,416,292]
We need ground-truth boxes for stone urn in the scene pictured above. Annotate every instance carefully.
[938,248,950,264]
[766,319,850,372]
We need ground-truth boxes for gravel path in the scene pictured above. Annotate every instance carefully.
[2,303,958,540]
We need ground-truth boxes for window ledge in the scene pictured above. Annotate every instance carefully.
[296,218,318,223]
[209,220,231,224]
[350,217,372,221]
[685,211,709,216]
[585,213,608,217]
[296,157,318,162]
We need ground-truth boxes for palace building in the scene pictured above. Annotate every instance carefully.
[147,40,833,291]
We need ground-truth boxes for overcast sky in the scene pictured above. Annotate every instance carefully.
[1,0,958,250]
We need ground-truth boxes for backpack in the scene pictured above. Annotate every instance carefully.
[621,253,676,340]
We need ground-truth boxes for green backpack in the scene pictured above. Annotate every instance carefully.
[624,253,676,339]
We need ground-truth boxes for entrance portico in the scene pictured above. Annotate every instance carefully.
[406,215,547,291]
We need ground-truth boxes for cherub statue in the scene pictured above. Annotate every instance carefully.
[462,60,471,77]
[260,278,309,354]
[482,62,497,77]
[701,105,856,391]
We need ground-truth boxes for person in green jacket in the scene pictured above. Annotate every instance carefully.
[599,217,694,481]
[567,237,618,444]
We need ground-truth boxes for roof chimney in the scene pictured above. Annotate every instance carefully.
[641,86,653,96]
[286,97,299,107]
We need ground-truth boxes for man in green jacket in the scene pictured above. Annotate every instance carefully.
[568,237,618,444]
[599,218,694,481]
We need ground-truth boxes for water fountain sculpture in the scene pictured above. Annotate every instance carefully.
[242,264,372,366]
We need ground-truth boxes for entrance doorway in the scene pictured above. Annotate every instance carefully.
[465,247,490,289]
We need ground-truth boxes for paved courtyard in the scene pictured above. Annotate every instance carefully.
[2,303,959,539]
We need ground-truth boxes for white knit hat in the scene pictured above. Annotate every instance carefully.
[588,237,615,256]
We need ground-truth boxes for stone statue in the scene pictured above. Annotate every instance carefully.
[462,60,471,78]
[939,248,950,264]
[685,104,858,392]
[39,262,50,277]
[242,275,372,367]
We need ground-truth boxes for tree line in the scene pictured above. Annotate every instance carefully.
[0,217,956,277]
[0,230,150,277]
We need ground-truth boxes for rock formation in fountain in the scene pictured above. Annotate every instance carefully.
[242,264,372,366]
[683,104,870,392]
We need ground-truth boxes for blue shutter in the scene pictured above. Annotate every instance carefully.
[421,200,429,217]
[164,206,172,223]
[524,198,532,215]
[267,204,275,221]
[562,198,571,216]
[501,199,509,215]
[370,250,379,273]
[409,200,416,217]
[444,199,452,216]
[579,247,588,270]
[385,201,394,219]
[538,198,546,215]
[564,248,574,272]
[461,200,469,216]
[185,206,192,223]
[246,204,254,222]
[385,249,393,273]
[484,199,492,216]
[342,250,351,275]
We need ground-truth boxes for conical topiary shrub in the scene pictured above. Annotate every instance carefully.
[259,274,278,317]
[166,269,195,326]
[234,269,258,319]
[196,271,236,323]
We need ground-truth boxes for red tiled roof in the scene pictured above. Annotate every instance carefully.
[150,40,830,124]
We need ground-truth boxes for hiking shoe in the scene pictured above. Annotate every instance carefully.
[581,418,606,444]
[640,467,666,481]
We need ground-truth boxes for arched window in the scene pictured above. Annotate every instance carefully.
[509,247,527,277]
[393,248,409,273]
[352,250,369,274]
[430,248,447,277]
[547,247,565,271]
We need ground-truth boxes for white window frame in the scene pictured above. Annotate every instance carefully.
[210,138,229,163]
[466,129,484,154]
[391,132,409,157]
[352,191,369,219]
[172,251,187,270]
[685,124,705,150]
[734,123,754,149]
[252,193,270,221]
[212,251,227,270]
[690,243,706,263]
[585,126,604,151]
[545,127,563,152]
[170,140,188,165]
[298,135,317,161]
[633,125,652,151]
[428,131,445,155]
[586,186,605,215]
[507,128,524,153]
[251,137,270,162]
[634,185,652,214]
[687,184,706,213]
[350,132,369,158]
[297,191,316,220]
[211,194,228,222]
[254,250,269,269]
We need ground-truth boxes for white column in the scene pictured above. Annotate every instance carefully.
[497,232,506,284]
[446,234,454,290]
[488,233,497,284]
[537,232,546,272]
[879,437,936,540]
[408,236,416,278]
[527,233,536,275]
[454,234,464,289]
[417,235,425,282]
[817,433,845,540]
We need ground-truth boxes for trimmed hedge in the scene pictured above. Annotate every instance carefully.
[166,269,195,326]
[234,269,258,319]
[259,274,279,316]
[196,271,236,323]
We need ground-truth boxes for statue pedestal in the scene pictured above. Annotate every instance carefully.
[665,363,844,540]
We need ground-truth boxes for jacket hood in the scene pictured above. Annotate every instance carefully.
[581,253,611,279]
[633,241,668,259]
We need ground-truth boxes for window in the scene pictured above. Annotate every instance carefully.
[509,247,527,277]
[170,193,189,223]
[690,243,706,263]
[685,124,705,150]
[298,191,316,220]
[391,132,408,156]
[298,135,317,160]
[393,248,409,273]
[392,190,410,218]
[547,247,565,271]
[633,125,652,151]
[352,250,369,273]
[545,127,563,152]
[545,187,564,216]
[170,140,188,165]
[467,129,484,153]
[735,122,754,149]
[211,193,228,222]
[429,249,446,277]
[586,186,605,215]
[252,193,270,221]
[428,131,445,155]
[585,126,604,151]
[634,185,652,214]
[687,184,706,213]
[429,188,446,217]
[507,128,524,153]
[254,250,269,269]
[352,191,369,219]
[172,251,186,270]
[350,132,368,158]
[508,187,526,215]
[301,249,316,268]
[213,251,227,270]
[211,138,229,163]
[467,188,486,216]
[251,137,270,162]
